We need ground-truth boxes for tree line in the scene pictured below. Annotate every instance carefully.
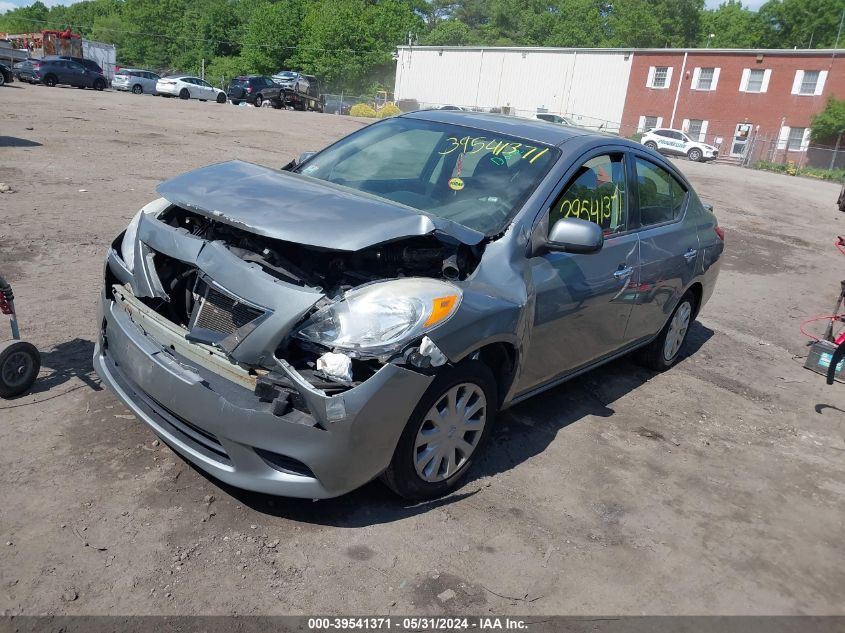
[1,0,842,92]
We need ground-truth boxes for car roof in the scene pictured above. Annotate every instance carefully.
[402,110,627,148]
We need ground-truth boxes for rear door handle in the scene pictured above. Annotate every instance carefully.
[614,265,634,279]
[684,248,698,261]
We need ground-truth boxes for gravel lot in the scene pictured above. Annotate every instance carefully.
[1,84,843,616]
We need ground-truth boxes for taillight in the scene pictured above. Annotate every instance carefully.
[246,86,252,92]
[715,226,725,241]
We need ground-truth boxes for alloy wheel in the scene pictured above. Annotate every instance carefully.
[663,301,692,362]
[414,383,487,483]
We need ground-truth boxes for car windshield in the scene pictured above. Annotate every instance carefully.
[276,72,296,79]
[297,117,559,235]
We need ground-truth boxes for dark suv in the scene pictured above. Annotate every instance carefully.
[22,56,107,90]
[227,75,284,107]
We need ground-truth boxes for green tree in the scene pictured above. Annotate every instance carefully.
[419,19,476,45]
[758,0,845,48]
[239,0,304,75]
[699,1,766,48]
[811,97,845,143]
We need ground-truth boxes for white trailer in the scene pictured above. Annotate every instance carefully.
[393,46,634,133]
[82,40,117,80]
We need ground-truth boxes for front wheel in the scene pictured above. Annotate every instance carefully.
[688,148,703,162]
[382,361,497,500]
[637,290,696,371]
[93,78,105,91]
[0,73,5,87]
[179,88,190,100]
[216,92,226,104]
[44,75,57,87]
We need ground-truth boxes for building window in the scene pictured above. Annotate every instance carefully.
[643,115,659,131]
[787,127,806,151]
[696,68,715,90]
[653,67,668,88]
[800,70,820,94]
[746,69,765,92]
[688,119,704,142]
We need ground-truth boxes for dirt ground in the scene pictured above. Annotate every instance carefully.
[1,83,843,617]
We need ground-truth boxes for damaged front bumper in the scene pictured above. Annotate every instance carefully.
[94,288,433,498]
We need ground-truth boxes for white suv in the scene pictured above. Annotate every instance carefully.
[641,128,718,162]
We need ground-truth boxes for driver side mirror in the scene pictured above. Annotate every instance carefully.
[546,217,604,254]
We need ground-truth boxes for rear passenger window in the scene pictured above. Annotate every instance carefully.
[549,154,627,235]
[635,158,687,226]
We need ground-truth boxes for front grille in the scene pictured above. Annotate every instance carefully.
[194,286,264,336]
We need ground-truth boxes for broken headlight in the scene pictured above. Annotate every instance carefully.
[119,199,169,272]
[295,279,461,358]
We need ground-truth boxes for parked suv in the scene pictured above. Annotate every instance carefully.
[271,70,308,93]
[112,68,161,94]
[57,56,104,74]
[227,75,284,107]
[24,57,107,90]
[641,128,718,162]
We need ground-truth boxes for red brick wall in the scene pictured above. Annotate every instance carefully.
[620,51,845,164]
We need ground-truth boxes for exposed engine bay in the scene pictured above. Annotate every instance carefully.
[157,206,481,300]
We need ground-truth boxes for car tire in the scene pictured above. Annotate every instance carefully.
[254,94,263,107]
[0,73,5,87]
[179,88,190,100]
[271,99,282,109]
[132,84,143,94]
[381,360,497,500]
[94,78,105,91]
[644,141,658,151]
[216,92,226,104]
[637,290,696,372]
[0,340,41,398]
[688,148,703,162]
[44,75,57,87]
[231,99,240,105]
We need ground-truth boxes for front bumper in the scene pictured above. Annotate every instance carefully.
[94,287,433,499]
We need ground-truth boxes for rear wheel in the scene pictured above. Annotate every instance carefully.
[179,88,190,100]
[93,78,105,91]
[231,99,240,105]
[0,73,5,87]
[254,94,263,107]
[644,141,658,151]
[687,147,703,162]
[132,83,143,94]
[44,74,57,87]
[638,290,696,371]
[382,360,497,500]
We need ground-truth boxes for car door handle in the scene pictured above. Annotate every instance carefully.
[683,248,698,261]
[613,265,634,279]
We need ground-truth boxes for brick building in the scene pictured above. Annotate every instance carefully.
[619,49,844,165]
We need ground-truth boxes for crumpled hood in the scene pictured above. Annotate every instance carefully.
[156,160,484,251]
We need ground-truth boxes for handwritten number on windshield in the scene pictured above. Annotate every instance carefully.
[439,136,549,164]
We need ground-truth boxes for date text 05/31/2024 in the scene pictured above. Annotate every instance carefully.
[307,617,529,630]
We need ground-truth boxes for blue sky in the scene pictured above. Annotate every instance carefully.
[1,0,768,16]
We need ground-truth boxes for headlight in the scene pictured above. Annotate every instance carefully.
[296,279,462,357]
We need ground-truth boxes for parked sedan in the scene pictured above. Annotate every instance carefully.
[112,68,161,94]
[21,57,107,90]
[95,111,723,501]
[156,75,226,103]
[271,70,308,93]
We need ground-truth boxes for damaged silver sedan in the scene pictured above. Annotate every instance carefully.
[94,111,723,499]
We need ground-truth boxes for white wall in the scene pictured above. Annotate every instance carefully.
[394,47,633,132]
[82,40,117,80]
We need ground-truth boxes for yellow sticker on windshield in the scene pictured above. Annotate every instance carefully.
[448,177,465,191]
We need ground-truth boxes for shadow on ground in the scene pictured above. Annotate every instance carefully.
[0,136,42,148]
[26,338,101,396]
[198,322,715,527]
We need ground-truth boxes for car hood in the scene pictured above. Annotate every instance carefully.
[155,160,485,251]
